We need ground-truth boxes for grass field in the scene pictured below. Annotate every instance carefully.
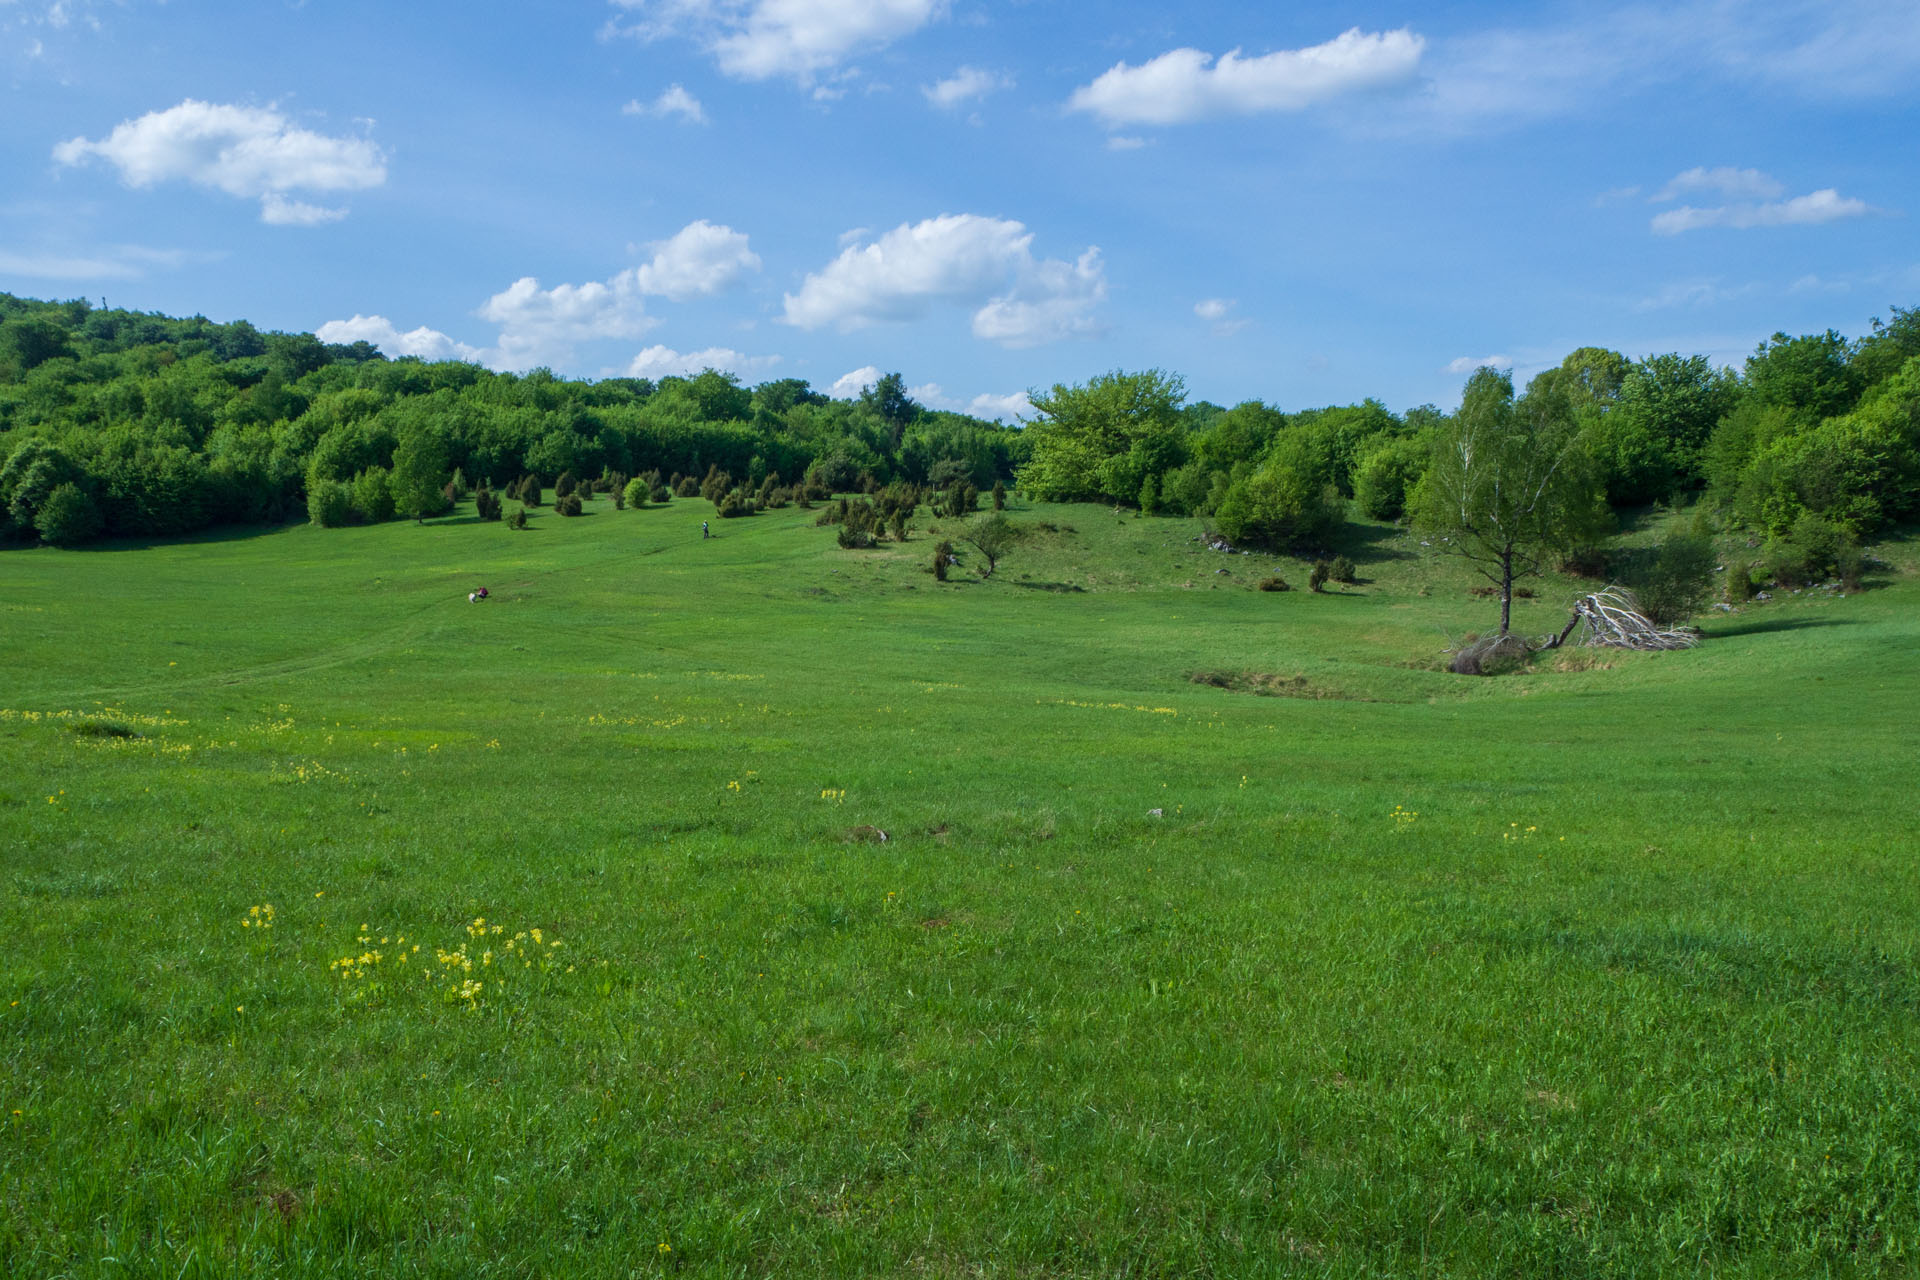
[3,495,1918,1278]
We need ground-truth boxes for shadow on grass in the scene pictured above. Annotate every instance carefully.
[1704,614,1861,638]
[1324,521,1419,563]
[1014,580,1087,593]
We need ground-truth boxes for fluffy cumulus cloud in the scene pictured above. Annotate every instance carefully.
[52,99,385,225]
[1647,169,1873,235]
[632,219,761,300]
[1444,354,1513,374]
[908,381,1033,421]
[923,66,1011,109]
[783,214,1106,348]
[479,273,657,370]
[607,0,944,85]
[827,365,883,398]
[624,344,779,380]
[314,315,485,363]
[468,221,759,368]
[1068,28,1424,127]
[623,84,708,123]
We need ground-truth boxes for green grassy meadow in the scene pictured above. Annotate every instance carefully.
[3,496,1918,1277]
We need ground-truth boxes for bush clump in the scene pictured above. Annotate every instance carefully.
[1308,561,1330,592]
[622,477,649,509]
[1330,554,1356,584]
[35,481,102,546]
[475,485,502,522]
[1256,575,1291,592]
[509,506,529,530]
[555,493,583,517]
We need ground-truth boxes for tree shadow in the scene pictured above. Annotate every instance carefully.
[1323,521,1418,563]
[1703,614,1860,638]
[1014,580,1087,593]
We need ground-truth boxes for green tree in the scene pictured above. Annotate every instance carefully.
[1415,367,1610,634]
[390,424,450,522]
[34,481,102,547]
[1213,432,1341,549]
[961,512,1016,579]
[1020,369,1186,504]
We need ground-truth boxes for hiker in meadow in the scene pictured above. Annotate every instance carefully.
[702,520,709,539]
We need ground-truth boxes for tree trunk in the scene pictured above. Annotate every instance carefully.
[1499,549,1513,634]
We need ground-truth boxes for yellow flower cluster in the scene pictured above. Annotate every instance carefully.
[240,903,276,929]
[269,759,349,786]
[1499,822,1540,841]
[1044,698,1178,717]
[820,788,846,803]
[317,916,578,1010]
[726,780,742,793]
[1391,805,1418,826]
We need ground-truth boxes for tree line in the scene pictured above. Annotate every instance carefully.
[3,290,1916,580]
[0,293,1023,547]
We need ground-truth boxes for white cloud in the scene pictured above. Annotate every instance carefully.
[260,193,347,226]
[1652,166,1784,202]
[0,244,205,280]
[1106,135,1147,151]
[967,390,1032,421]
[1445,354,1512,374]
[1194,297,1249,337]
[1067,28,1424,127]
[1651,187,1873,235]
[467,221,756,368]
[52,99,385,225]
[607,0,945,85]
[632,219,760,300]
[922,66,1009,109]
[783,213,1106,348]
[479,275,655,371]
[624,343,779,380]
[623,84,708,123]
[829,365,883,398]
[314,315,485,363]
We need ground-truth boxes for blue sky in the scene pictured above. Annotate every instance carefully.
[3,1,1916,418]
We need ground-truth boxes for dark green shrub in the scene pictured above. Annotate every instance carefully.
[1725,556,1754,602]
[650,484,672,504]
[1559,545,1610,578]
[353,468,395,523]
[448,468,468,499]
[1308,561,1330,592]
[1837,543,1865,591]
[1352,437,1428,521]
[35,482,102,546]
[1330,554,1356,583]
[554,469,578,499]
[675,476,699,498]
[475,485,501,521]
[509,506,528,530]
[718,490,751,518]
[992,480,1006,510]
[1789,511,1850,579]
[933,540,951,580]
[1632,530,1715,623]
[1256,575,1290,592]
[888,511,907,542]
[837,524,875,549]
[517,475,543,507]
[555,492,583,517]
[700,465,731,504]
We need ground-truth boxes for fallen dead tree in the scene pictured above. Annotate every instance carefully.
[1548,586,1700,652]
[1451,586,1697,674]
